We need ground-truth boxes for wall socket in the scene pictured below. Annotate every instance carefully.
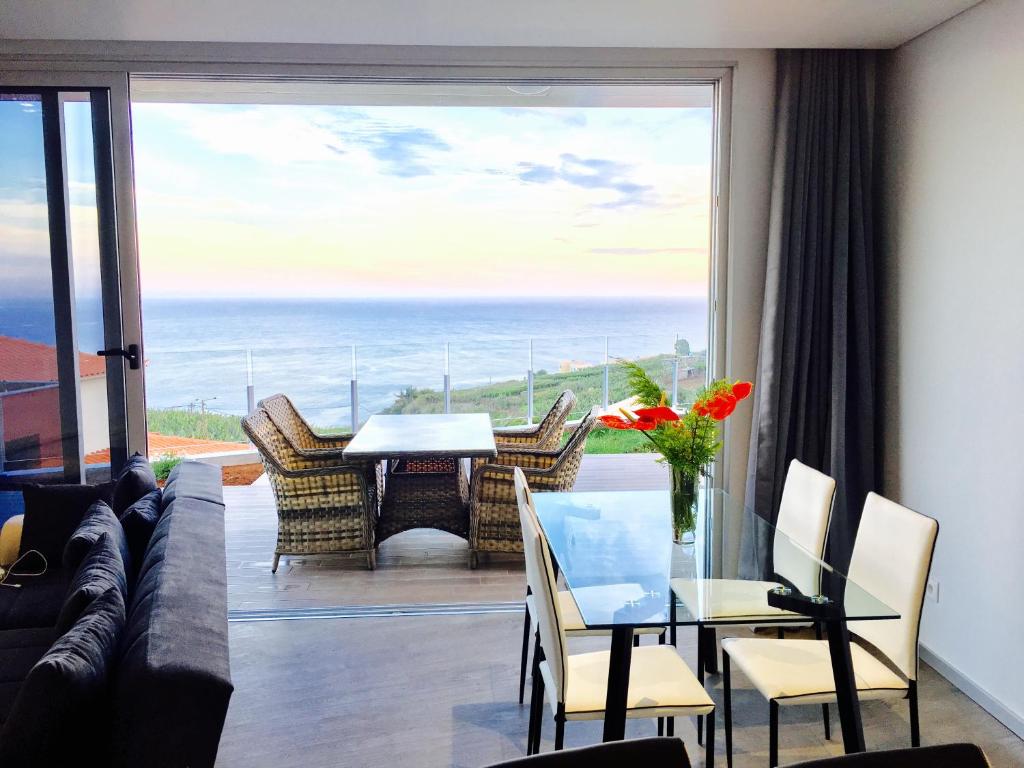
[925,579,940,604]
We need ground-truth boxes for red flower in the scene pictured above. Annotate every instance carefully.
[708,393,737,420]
[632,418,658,431]
[732,381,753,400]
[599,415,634,430]
[692,402,710,417]
[634,406,680,425]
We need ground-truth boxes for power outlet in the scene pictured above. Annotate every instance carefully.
[925,579,940,604]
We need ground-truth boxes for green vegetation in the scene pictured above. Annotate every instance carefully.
[150,454,184,482]
[146,408,246,443]
[578,428,656,455]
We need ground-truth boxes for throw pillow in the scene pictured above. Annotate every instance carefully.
[19,482,113,565]
[56,532,128,635]
[63,499,128,572]
[0,586,125,767]
[117,489,162,579]
[112,453,157,516]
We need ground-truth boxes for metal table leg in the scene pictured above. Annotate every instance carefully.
[602,625,635,741]
[825,618,866,753]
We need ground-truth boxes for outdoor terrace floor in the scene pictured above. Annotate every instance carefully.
[218,453,1024,768]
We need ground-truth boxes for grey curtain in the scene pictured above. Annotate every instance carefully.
[744,50,879,575]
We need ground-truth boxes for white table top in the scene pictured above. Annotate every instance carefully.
[342,413,498,461]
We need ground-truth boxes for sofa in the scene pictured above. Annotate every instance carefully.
[0,458,233,767]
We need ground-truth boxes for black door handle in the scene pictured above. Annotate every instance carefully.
[97,344,140,370]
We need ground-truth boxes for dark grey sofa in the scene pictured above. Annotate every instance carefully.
[0,460,233,767]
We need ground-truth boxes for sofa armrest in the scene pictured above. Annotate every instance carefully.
[0,514,23,567]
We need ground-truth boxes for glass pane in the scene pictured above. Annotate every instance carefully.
[0,93,64,493]
[63,94,114,482]
[251,346,353,435]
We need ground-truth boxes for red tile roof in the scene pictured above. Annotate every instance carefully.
[0,335,106,382]
[84,432,249,465]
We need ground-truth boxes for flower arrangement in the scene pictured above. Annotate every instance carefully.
[599,360,753,539]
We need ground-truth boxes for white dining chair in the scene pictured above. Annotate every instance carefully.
[515,468,716,760]
[720,492,939,767]
[670,459,837,742]
[515,475,665,707]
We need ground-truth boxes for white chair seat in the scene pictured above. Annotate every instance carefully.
[722,638,909,706]
[539,645,715,721]
[526,592,664,636]
[671,578,801,621]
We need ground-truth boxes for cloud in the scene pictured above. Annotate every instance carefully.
[356,127,451,177]
[589,247,705,256]
[515,153,655,209]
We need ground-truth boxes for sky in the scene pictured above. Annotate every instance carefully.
[130,97,714,299]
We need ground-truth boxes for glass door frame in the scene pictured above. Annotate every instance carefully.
[0,72,144,480]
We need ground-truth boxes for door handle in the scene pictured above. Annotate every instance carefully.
[97,344,140,370]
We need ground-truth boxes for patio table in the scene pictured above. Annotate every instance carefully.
[343,414,497,544]
[533,487,898,754]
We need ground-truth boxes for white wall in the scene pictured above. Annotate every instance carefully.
[880,0,1024,735]
[80,376,110,456]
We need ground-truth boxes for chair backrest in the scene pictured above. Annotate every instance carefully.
[240,407,308,473]
[533,390,577,449]
[548,407,599,487]
[773,459,837,596]
[259,393,346,452]
[514,467,567,704]
[847,492,939,681]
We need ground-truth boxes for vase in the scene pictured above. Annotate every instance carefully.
[670,465,699,544]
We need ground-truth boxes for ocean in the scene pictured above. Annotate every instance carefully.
[2,297,708,427]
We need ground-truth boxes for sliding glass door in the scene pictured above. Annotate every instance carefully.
[0,77,141,489]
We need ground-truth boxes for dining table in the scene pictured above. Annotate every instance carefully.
[532,487,898,754]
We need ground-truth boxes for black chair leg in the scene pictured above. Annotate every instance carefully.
[554,712,565,751]
[703,627,719,674]
[527,660,542,754]
[706,708,715,768]
[519,595,531,705]
[815,621,830,739]
[697,625,705,745]
[633,634,640,648]
[909,679,920,747]
[769,700,779,768]
[658,717,664,736]
[723,651,733,768]
[667,716,675,736]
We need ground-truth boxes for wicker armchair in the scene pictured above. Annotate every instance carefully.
[492,390,576,451]
[468,407,598,566]
[241,407,379,572]
[258,393,352,459]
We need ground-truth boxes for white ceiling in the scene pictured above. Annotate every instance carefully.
[0,0,983,49]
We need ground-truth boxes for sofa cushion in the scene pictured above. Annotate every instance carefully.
[161,460,225,509]
[19,482,113,564]
[57,532,128,635]
[0,628,58,684]
[113,495,232,768]
[64,500,131,574]
[112,453,157,517]
[0,586,125,765]
[0,569,72,630]
[118,490,162,578]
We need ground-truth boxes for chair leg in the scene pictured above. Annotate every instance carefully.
[909,679,920,748]
[777,626,784,639]
[519,594,531,705]
[554,709,565,751]
[769,700,779,768]
[705,708,715,768]
[815,622,830,740]
[703,627,719,674]
[667,716,674,736]
[697,625,706,745]
[633,634,640,648]
[527,660,542,754]
[723,651,733,768]
[271,553,281,573]
[366,550,376,570]
[658,717,664,736]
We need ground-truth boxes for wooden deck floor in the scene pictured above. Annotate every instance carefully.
[225,453,668,612]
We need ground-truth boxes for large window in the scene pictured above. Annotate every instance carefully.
[129,80,715,457]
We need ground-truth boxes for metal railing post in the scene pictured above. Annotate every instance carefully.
[350,346,359,432]
[602,336,610,409]
[443,342,451,414]
[245,349,256,415]
[526,338,535,425]
[672,336,680,409]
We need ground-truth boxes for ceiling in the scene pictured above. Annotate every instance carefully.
[0,0,983,50]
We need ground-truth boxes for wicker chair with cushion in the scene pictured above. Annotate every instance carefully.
[241,408,378,572]
[258,393,353,459]
[492,390,576,451]
[468,407,597,567]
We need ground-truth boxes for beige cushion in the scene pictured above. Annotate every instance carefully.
[0,514,23,567]
[671,577,798,621]
[774,459,836,596]
[539,644,714,720]
[527,591,664,636]
[722,637,908,706]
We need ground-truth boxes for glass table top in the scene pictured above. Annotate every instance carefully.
[342,413,498,460]
[532,488,898,629]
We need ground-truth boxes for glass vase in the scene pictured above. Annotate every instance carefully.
[670,465,699,544]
